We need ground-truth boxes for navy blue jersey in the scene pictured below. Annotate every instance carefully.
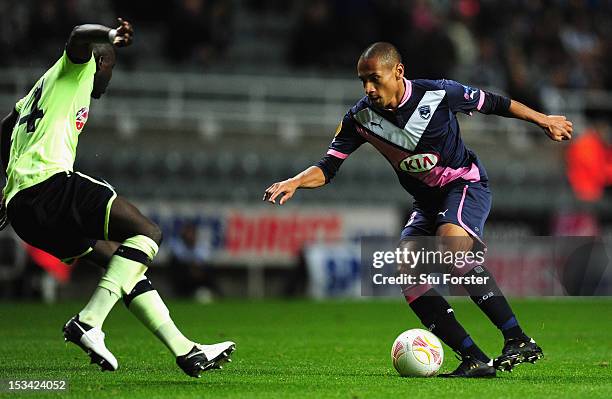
[320,78,491,201]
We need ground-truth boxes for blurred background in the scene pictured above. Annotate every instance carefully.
[0,0,611,301]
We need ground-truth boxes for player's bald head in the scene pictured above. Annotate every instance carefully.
[358,42,402,68]
[93,43,116,64]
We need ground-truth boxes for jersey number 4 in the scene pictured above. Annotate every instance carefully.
[18,80,45,133]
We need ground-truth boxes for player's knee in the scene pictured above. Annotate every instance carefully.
[436,227,474,253]
[146,223,163,247]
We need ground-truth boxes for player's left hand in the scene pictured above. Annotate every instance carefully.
[112,18,133,48]
[542,115,573,142]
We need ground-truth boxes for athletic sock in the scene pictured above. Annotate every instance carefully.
[124,277,194,357]
[78,286,121,328]
[462,265,528,341]
[79,235,158,328]
[499,316,528,341]
[409,289,490,363]
[459,336,490,364]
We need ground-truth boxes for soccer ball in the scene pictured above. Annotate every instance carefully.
[391,329,444,377]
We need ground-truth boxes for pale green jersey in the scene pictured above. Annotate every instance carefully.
[3,50,95,204]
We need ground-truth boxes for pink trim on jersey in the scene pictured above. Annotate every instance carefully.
[327,149,349,159]
[398,78,412,108]
[457,184,485,248]
[417,163,481,187]
[476,90,485,111]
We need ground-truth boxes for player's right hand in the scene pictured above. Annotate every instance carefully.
[112,18,133,48]
[263,179,299,205]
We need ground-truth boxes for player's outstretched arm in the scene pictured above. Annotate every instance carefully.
[263,166,327,205]
[506,99,573,142]
[67,18,133,63]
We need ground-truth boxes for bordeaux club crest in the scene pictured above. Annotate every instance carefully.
[418,105,431,120]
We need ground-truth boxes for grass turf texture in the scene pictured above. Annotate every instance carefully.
[0,299,610,398]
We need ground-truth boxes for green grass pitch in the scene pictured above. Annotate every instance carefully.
[0,299,610,398]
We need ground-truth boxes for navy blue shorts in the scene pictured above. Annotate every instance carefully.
[400,181,492,244]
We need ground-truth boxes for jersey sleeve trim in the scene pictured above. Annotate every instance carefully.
[476,90,485,111]
[327,149,349,159]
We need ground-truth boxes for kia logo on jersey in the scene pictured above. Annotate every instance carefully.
[75,107,89,130]
[418,105,431,120]
[399,153,439,173]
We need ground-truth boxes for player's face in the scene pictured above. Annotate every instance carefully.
[357,58,404,109]
[92,55,116,99]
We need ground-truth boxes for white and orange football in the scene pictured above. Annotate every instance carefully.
[391,329,444,377]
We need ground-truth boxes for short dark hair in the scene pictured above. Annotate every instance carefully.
[359,42,402,66]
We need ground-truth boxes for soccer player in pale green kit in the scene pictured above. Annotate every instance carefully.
[0,19,234,378]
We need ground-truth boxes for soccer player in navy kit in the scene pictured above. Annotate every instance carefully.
[264,42,573,377]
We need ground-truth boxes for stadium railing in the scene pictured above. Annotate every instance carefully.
[1,68,605,141]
